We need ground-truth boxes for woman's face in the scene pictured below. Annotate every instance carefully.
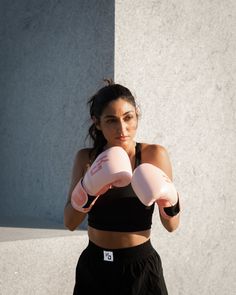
[95,98,138,149]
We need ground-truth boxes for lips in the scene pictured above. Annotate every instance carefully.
[116,136,129,141]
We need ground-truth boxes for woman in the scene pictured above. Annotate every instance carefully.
[64,79,180,295]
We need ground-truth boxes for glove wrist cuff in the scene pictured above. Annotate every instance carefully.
[163,195,180,217]
[159,194,180,219]
[71,179,97,213]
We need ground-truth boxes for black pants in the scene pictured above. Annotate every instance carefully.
[73,239,168,295]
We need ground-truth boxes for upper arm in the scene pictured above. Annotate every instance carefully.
[67,149,91,202]
[143,144,180,231]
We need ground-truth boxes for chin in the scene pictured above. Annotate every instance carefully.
[108,138,134,149]
[116,139,133,149]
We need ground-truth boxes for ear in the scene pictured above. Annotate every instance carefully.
[92,116,101,130]
[135,106,141,118]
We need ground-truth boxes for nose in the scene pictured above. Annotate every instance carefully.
[117,119,127,134]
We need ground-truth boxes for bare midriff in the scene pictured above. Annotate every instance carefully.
[88,226,151,249]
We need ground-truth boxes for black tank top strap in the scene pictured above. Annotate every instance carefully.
[94,145,104,159]
[135,142,141,168]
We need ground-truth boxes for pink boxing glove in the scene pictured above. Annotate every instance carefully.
[131,163,179,218]
[71,146,132,212]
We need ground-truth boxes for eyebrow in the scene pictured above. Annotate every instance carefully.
[103,111,134,118]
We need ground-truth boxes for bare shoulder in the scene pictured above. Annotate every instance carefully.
[73,148,93,171]
[140,143,173,180]
[74,147,92,162]
[141,143,169,162]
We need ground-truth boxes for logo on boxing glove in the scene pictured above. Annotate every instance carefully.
[90,155,109,176]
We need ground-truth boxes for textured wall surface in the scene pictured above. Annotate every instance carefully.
[0,0,114,227]
[0,232,87,295]
[115,0,236,294]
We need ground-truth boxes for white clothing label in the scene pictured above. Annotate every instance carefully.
[103,250,114,262]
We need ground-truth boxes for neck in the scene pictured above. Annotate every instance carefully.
[104,140,136,157]
[125,141,137,157]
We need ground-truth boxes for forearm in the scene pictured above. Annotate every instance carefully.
[159,212,180,232]
[64,201,87,231]
[158,192,181,232]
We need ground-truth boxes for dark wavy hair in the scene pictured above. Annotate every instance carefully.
[87,78,137,157]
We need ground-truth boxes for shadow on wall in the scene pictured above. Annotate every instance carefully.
[0,215,88,230]
[0,1,114,230]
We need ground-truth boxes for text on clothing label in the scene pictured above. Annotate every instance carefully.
[103,250,114,262]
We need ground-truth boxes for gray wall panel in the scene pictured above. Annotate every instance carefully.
[0,0,114,228]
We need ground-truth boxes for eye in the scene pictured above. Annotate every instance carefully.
[124,114,134,121]
[106,118,116,124]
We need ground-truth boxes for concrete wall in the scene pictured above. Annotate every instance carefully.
[115,0,236,294]
[0,0,114,228]
[0,230,88,295]
[1,0,236,294]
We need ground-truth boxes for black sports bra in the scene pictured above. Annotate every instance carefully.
[88,143,155,232]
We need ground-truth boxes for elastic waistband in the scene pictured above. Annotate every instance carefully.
[87,239,155,263]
